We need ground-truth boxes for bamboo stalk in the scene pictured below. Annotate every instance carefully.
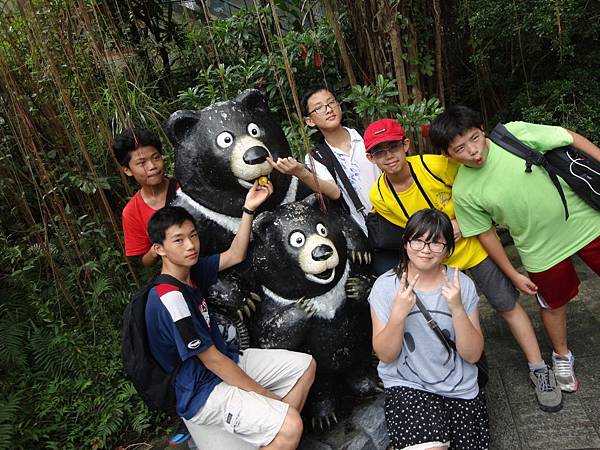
[321,0,357,87]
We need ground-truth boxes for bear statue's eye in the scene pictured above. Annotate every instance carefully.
[289,231,306,248]
[247,123,261,137]
[216,131,234,148]
[316,223,328,237]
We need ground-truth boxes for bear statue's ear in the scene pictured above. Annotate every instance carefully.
[237,89,268,112]
[252,210,273,235]
[165,110,201,145]
[300,193,321,209]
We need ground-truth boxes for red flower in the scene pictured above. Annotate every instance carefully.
[300,46,308,60]
[421,124,430,138]
[314,51,322,68]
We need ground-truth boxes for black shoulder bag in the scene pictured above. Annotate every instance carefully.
[413,294,489,389]
[365,175,405,250]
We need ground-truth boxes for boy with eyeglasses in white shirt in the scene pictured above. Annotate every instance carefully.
[268,84,380,235]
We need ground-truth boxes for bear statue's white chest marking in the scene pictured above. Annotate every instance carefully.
[173,189,241,234]
[172,177,298,234]
[261,260,350,320]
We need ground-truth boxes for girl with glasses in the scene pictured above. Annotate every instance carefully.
[369,208,489,450]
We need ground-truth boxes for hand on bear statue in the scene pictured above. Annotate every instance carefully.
[243,179,273,212]
[267,155,305,177]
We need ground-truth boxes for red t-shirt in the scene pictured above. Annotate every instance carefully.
[122,190,158,256]
[122,179,179,256]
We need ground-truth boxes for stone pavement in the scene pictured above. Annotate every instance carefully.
[150,242,600,450]
[481,244,600,450]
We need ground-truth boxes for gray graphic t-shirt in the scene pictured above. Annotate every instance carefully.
[369,267,480,399]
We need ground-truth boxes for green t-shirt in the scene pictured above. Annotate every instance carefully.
[453,121,600,272]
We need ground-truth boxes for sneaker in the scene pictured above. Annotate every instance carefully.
[168,420,191,446]
[552,351,580,392]
[529,367,562,412]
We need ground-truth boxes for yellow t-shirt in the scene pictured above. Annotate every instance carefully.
[369,154,488,270]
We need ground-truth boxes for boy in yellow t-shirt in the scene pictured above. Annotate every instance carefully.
[364,118,562,412]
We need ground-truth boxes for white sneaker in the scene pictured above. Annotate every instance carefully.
[552,351,580,392]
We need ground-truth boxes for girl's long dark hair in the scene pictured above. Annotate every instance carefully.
[394,209,456,277]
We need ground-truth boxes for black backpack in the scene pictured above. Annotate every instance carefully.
[121,274,189,416]
[490,123,600,220]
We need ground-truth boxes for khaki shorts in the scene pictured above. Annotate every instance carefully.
[184,348,312,447]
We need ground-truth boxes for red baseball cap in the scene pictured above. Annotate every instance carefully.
[364,118,406,153]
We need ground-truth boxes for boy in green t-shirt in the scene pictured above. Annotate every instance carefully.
[430,105,600,393]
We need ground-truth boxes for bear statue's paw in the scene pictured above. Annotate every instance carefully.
[347,249,372,266]
[235,294,261,321]
[305,399,338,430]
[310,411,338,431]
[296,296,317,318]
[345,273,377,301]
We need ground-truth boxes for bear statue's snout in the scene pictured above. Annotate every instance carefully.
[312,244,334,261]
[243,146,269,165]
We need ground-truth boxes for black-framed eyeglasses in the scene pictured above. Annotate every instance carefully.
[408,239,447,253]
[308,99,339,116]
[368,140,406,159]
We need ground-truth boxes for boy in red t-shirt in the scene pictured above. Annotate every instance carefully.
[113,128,192,444]
[112,128,172,267]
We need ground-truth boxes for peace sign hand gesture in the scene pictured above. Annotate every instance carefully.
[392,271,419,320]
[441,266,463,313]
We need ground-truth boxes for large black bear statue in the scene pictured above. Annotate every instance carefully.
[249,194,377,424]
[166,89,303,255]
[165,90,378,425]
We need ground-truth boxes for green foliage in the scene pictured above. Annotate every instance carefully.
[456,0,600,140]
[174,7,340,115]
[343,75,444,134]
[0,227,158,450]
[396,98,445,137]
[344,75,401,122]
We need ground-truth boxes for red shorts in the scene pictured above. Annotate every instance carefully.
[528,235,600,309]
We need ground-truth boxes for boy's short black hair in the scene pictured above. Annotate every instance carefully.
[112,128,163,167]
[301,84,335,117]
[429,105,483,153]
[148,206,196,245]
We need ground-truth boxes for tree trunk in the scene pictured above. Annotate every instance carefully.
[384,0,410,104]
[322,0,357,86]
[432,0,445,105]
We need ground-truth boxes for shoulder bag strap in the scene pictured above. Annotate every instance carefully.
[385,163,435,220]
[408,162,435,209]
[489,123,569,220]
[419,154,452,188]
[154,273,190,292]
[489,123,545,170]
[413,294,454,363]
[313,143,366,216]
[384,174,410,220]
[376,175,385,201]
